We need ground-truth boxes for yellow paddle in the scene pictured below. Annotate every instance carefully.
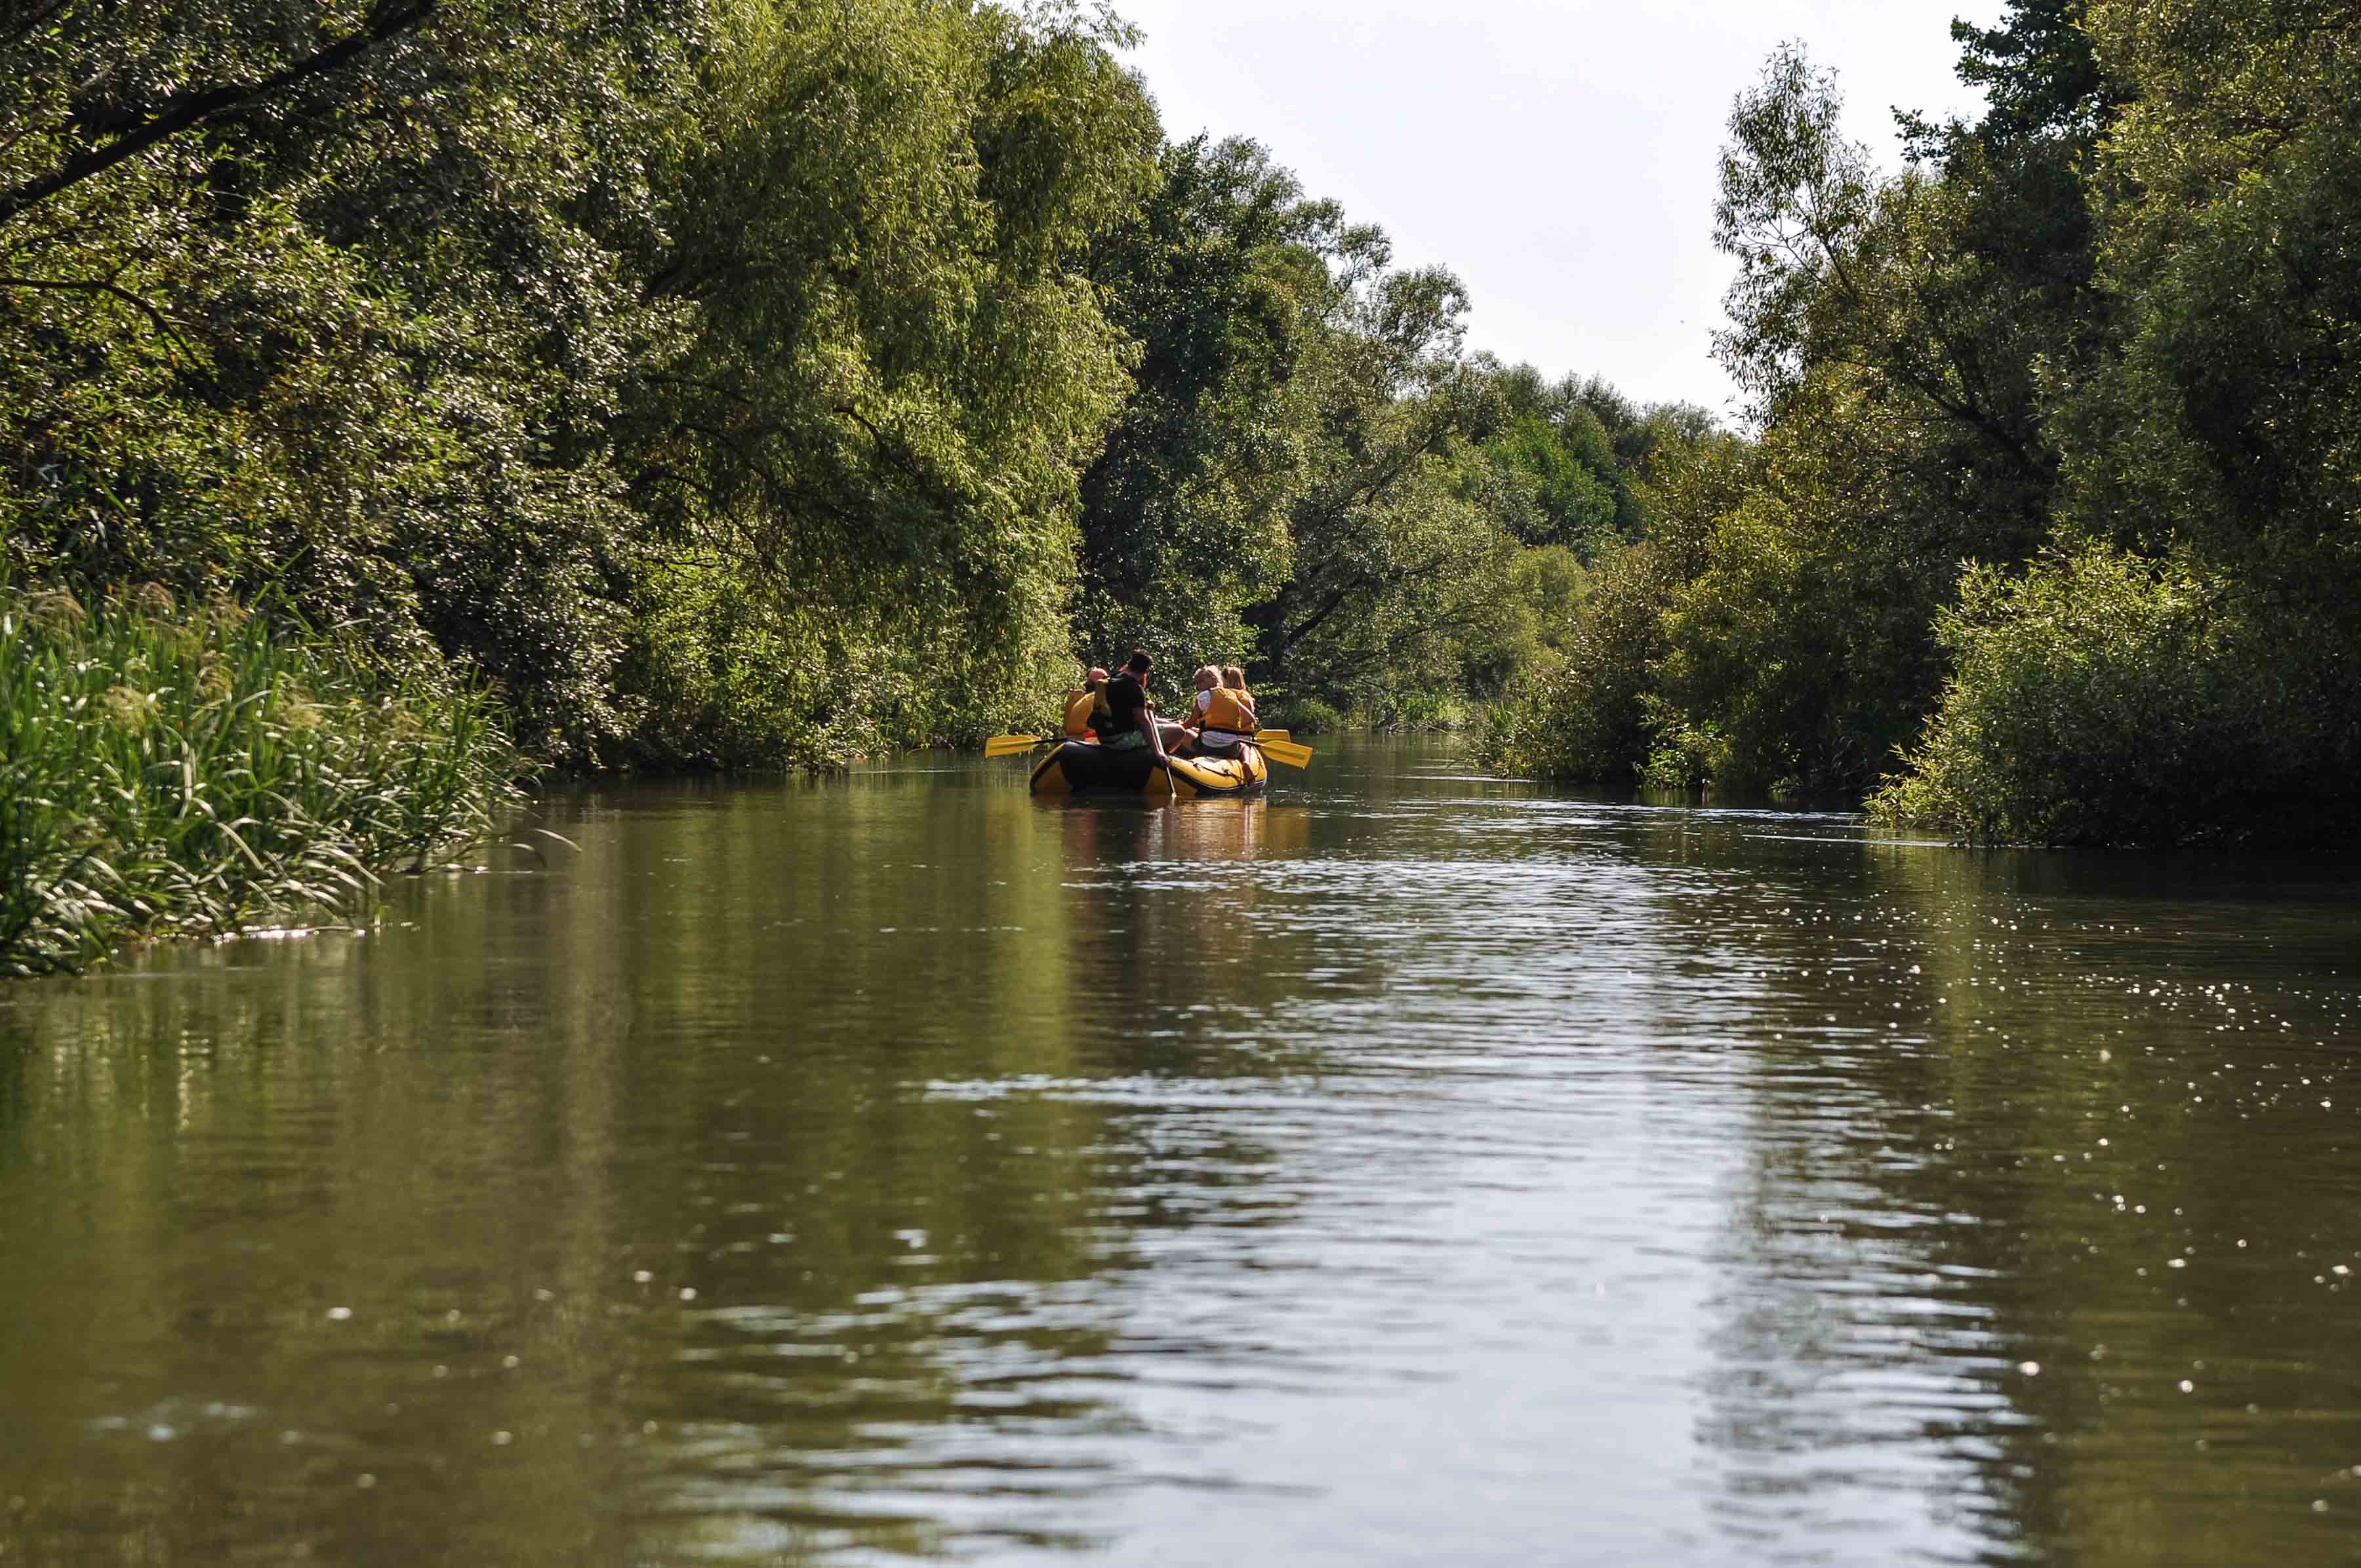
[1256,737,1313,769]
[987,730,1310,769]
[988,728,1284,758]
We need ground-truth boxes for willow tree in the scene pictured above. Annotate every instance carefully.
[616,0,1162,761]
[1072,135,1337,673]
[2,0,1167,766]
[0,0,712,758]
[1245,238,1523,715]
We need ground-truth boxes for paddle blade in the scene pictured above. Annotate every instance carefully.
[1252,729,1291,743]
[984,733,1047,758]
[1257,738,1313,769]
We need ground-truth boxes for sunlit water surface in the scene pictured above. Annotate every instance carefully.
[5,737,2361,1565]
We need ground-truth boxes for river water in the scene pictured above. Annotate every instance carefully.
[3,736,2360,1565]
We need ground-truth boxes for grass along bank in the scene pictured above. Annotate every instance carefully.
[1,586,514,978]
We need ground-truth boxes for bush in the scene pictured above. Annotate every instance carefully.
[1261,696,1345,735]
[1363,691,1478,731]
[1472,540,1669,779]
[1868,546,2358,845]
[0,585,513,976]
[1636,712,1724,792]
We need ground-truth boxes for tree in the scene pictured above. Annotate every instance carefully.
[1,0,1168,766]
[1073,136,1338,669]
[1474,363,1646,555]
[1494,16,2122,795]
[614,0,1162,759]
[1246,237,1518,712]
[2059,0,2361,574]
[1942,0,2124,153]
[0,0,740,756]
[1869,0,2361,842]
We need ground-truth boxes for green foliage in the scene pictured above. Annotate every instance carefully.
[1867,0,2361,844]
[2057,0,2361,571]
[1493,14,2115,808]
[1472,540,1671,781]
[1868,548,2357,845]
[1246,241,1527,712]
[1059,125,1724,730]
[626,0,1160,756]
[1074,136,1332,667]
[1485,414,1620,551]
[0,583,512,976]
[0,0,1160,773]
[0,0,1711,807]
[1257,695,1343,736]
[1495,544,1588,677]
[55,0,2357,854]
[1942,0,2124,151]
[1474,363,1663,554]
[0,0,705,761]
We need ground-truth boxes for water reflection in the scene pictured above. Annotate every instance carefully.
[3,742,2360,1563]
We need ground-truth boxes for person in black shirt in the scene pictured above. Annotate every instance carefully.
[1100,648,1169,765]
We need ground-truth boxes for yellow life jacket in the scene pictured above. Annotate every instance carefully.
[1063,687,1104,737]
[1198,687,1255,734]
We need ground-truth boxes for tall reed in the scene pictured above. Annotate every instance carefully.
[0,584,514,977]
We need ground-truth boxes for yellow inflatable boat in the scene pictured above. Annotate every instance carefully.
[1029,739,1268,799]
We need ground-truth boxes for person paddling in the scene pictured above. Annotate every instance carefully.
[1101,649,1170,769]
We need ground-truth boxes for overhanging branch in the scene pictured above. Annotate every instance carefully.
[0,273,192,348]
[0,0,438,230]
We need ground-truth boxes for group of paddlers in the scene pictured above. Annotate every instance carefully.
[1064,647,1258,766]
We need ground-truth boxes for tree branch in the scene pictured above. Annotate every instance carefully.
[0,273,191,349]
[0,0,439,230]
[0,0,74,51]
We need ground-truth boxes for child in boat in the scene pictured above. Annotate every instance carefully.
[1063,666,1108,738]
[1185,665,1219,730]
[1222,666,1255,726]
[1184,666,1257,756]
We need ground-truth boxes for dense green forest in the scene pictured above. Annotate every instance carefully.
[3,0,2357,971]
[1,0,1674,767]
[1485,0,2361,847]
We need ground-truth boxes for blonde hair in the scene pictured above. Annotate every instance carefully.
[1221,665,1248,691]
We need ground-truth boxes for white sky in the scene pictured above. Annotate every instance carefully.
[1113,0,2006,419]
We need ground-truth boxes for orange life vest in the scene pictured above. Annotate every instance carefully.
[1063,687,1104,737]
[1197,687,1255,735]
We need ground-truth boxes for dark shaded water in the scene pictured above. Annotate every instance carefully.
[5,736,2361,1565]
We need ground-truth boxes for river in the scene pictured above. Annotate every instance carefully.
[3,736,2358,1565]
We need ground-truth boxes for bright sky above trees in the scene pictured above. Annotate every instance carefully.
[1116,0,2006,416]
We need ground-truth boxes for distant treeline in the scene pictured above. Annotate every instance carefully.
[1484,0,2361,846]
[0,0,1696,775]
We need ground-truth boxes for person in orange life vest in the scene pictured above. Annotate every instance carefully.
[1181,665,1219,734]
[1180,664,1257,757]
[1063,666,1110,738]
[1142,661,1198,752]
[1221,665,1256,726]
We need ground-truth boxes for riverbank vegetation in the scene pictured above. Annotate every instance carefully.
[1485,0,2361,846]
[1,0,1665,778]
[5,0,2356,917]
[0,585,508,976]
